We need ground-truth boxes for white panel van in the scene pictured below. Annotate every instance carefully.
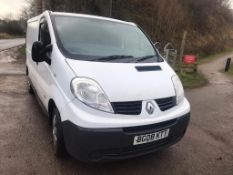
[26,11,190,162]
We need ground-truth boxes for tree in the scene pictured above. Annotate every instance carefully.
[24,0,233,55]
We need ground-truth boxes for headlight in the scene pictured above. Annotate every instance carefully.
[71,77,114,113]
[172,75,184,104]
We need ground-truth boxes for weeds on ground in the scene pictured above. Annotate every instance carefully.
[16,45,26,62]
[225,64,233,75]
[178,71,208,89]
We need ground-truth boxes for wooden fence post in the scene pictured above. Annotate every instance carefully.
[179,31,187,73]
[225,58,232,72]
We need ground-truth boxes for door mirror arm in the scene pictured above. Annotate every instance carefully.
[44,56,52,65]
[40,44,53,65]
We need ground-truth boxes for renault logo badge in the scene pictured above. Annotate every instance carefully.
[146,101,155,114]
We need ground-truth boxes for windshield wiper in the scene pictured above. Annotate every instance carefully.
[133,55,157,63]
[91,55,134,62]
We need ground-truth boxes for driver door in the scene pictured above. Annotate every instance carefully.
[34,17,54,107]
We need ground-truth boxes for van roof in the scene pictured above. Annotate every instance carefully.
[28,11,136,26]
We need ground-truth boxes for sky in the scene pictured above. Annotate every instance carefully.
[0,0,233,20]
[229,0,233,9]
[0,0,28,19]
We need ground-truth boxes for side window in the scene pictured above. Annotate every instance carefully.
[39,18,51,46]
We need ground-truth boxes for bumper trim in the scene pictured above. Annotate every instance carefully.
[62,113,190,162]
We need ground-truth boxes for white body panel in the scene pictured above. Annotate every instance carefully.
[26,12,75,112]
[66,60,176,102]
[26,11,190,129]
[61,97,190,128]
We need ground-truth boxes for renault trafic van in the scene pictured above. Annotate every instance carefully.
[26,11,190,162]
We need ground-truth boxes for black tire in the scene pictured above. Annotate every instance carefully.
[28,80,34,94]
[52,107,67,157]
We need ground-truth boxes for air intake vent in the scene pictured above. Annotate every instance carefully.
[111,101,142,115]
[135,66,161,72]
[155,97,176,111]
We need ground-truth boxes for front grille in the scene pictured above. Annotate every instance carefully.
[111,96,176,115]
[155,96,176,111]
[111,101,142,115]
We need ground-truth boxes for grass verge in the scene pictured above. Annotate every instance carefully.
[178,48,233,88]
[16,45,26,62]
[0,32,24,39]
[178,71,208,89]
[0,33,15,39]
[224,64,233,75]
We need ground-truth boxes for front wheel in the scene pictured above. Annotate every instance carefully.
[52,107,67,157]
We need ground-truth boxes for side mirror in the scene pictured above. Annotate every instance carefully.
[32,41,44,62]
[31,41,53,65]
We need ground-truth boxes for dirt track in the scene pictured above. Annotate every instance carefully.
[0,46,232,175]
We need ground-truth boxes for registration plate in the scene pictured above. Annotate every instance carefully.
[133,129,170,145]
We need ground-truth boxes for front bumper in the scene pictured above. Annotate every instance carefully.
[62,113,190,162]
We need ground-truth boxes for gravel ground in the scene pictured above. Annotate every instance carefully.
[0,46,232,175]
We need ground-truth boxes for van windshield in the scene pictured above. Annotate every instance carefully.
[52,15,159,63]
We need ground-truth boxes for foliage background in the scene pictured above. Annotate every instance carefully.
[10,0,233,56]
